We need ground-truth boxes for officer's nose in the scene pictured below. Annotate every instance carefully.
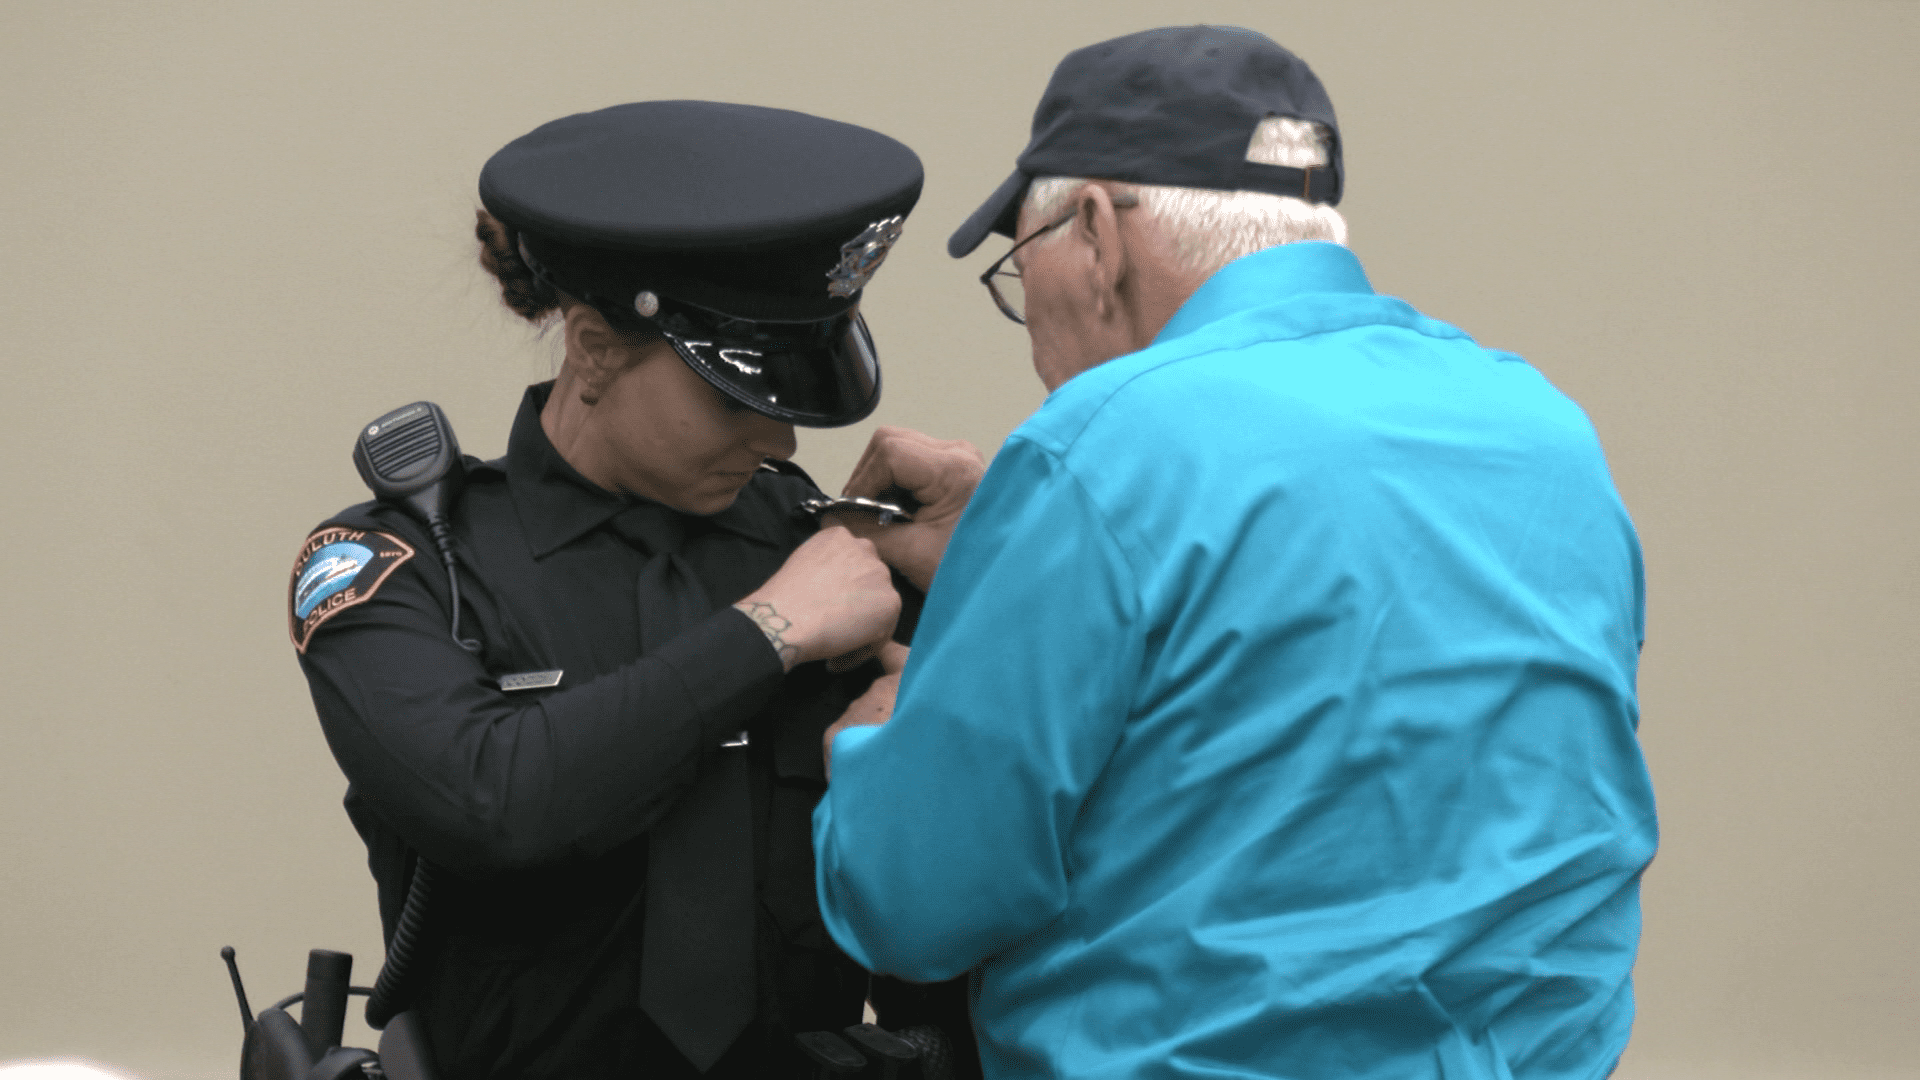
[746,413,798,462]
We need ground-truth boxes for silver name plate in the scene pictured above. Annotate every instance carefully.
[498,670,564,692]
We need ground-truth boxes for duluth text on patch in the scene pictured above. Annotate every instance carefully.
[289,527,416,653]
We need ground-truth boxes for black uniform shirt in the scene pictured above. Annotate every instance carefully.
[294,382,885,1078]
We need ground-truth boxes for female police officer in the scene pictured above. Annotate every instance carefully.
[287,101,921,1079]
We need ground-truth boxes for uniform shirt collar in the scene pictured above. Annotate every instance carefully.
[1154,241,1374,346]
[498,382,793,558]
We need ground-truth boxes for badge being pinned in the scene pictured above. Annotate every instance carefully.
[288,527,415,653]
[825,215,905,298]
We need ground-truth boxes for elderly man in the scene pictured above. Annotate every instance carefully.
[815,26,1657,1080]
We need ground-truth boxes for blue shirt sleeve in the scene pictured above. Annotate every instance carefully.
[813,434,1142,981]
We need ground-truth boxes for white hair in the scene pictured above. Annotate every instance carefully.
[1024,117,1348,276]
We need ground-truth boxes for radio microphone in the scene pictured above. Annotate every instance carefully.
[351,401,478,653]
[351,404,464,1031]
[353,401,464,523]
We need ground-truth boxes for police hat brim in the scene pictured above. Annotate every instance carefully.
[655,301,881,428]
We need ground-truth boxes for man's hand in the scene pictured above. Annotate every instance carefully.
[823,641,909,780]
[734,527,900,672]
[832,427,986,592]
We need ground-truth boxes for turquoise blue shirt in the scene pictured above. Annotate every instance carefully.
[815,243,1656,1080]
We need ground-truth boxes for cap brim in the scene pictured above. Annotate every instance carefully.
[947,169,1029,258]
[664,313,881,429]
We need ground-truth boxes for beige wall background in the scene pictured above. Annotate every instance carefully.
[2,1,1914,1077]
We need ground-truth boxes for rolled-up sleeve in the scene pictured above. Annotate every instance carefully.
[813,434,1141,981]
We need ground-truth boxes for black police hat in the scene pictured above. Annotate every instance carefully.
[949,26,1341,258]
[480,101,923,427]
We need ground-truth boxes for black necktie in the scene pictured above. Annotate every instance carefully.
[611,503,757,1071]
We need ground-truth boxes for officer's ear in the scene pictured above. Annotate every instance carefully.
[561,301,634,405]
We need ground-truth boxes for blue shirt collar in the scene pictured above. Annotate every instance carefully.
[1154,242,1374,346]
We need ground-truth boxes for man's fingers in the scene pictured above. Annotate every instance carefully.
[842,451,903,500]
[822,671,902,781]
[843,427,942,500]
[845,431,987,520]
[832,427,984,593]
[877,641,910,675]
[841,427,904,498]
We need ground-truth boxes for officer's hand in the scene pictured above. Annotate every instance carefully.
[823,642,909,780]
[824,634,907,673]
[734,527,900,673]
[835,426,986,592]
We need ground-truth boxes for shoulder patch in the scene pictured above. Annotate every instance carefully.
[289,527,416,653]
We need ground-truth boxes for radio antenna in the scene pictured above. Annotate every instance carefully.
[220,946,255,1035]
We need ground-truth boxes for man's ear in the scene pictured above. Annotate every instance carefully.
[561,302,626,403]
[1071,185,1130,321]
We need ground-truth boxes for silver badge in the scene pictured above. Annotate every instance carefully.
[797,495,914,525]
[825,215,905,298]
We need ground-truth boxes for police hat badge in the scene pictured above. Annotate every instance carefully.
[827,216,906,298]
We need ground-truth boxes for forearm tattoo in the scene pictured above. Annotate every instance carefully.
[734,601,799,665]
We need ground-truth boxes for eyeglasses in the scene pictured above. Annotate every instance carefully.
[978,190,1140,325]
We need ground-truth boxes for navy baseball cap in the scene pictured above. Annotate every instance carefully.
[949,26,1342,258]
[481,101,923,427]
